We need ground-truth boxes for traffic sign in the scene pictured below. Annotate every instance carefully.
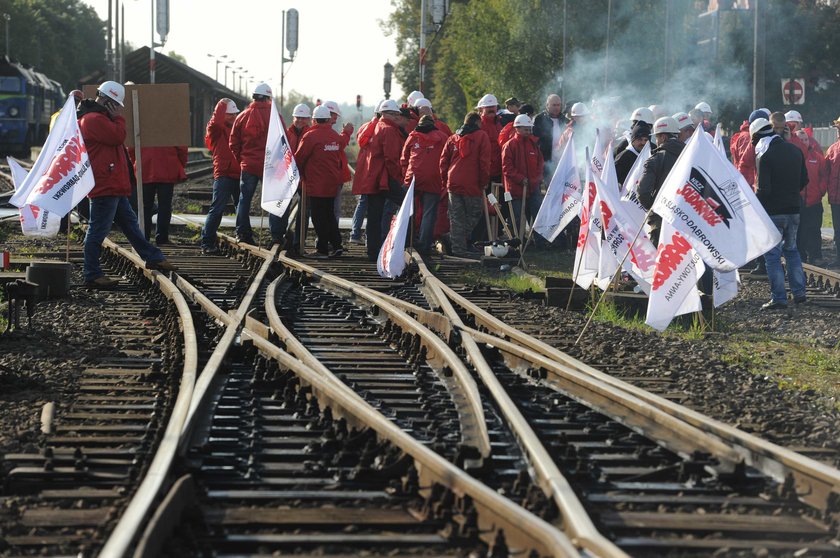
[781,78,805,105]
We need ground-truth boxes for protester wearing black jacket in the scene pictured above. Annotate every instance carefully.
[637,135,685,244]
[752,120,809,309]
[533,95,566,175]
[615,125,651,185]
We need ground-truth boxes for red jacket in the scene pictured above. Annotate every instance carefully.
[205,100,240,179]
[130,146,187,184]
[401,125,448,194]
[338,127,352,184]
[480,113,503,179]
[729,121,749,168]
[826,138,840,206]
[295,123,344,198]
[790,130,827,207]
[502,133,544,199]
[77,101,131,198]
[498,122,516,148]
[435,118,452,137]
[229,100,271,177]
[287,123,308,154]
[737,143,757,189]
[353,117,405,195]
[439,127,491,197]
[351,118,377,194]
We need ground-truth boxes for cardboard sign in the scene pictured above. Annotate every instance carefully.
[82,83,190,147]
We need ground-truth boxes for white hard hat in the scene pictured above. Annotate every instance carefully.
[672,111,693,130]
[324,100,340,116]
[407,90,425,106]
[653,116,680,135]
[784,110,802,123]
[749,117,772,136]
[695,101,712,114]
[375,99,386,113]
[413,98,432,109]
[312,105,331,120]
[292,103,311,118]
[225,99,240,114]
[570,102,590,117]
[476,93,498,108]
[378,99,401,113]
[254,82,272,97]
[630,107,654,125]
[648,104,667,120]
[97,80,125,106]
[513,114,533,127]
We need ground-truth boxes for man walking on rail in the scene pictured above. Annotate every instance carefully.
[201,99,241,254]
[78,81,177,288]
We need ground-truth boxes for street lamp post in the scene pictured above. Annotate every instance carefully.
[2,13,10,59]
[383,61,394,100]
[207,54,221,82]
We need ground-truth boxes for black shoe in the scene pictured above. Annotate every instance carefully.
[202,246,220,255]
[147,259,179,272]
[307,251,329,260]
[752,263,767,274]
[329,248,344,258]
[761,300,787,310]
[793,295,808,304]
[237,236,255,245]
[84,276,119,289]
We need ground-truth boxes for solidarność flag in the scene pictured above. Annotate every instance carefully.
[377,178,415,279]
[7,157,61,237]
[532,136,582,242]
[261,100,300,217]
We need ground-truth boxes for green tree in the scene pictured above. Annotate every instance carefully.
[0,0,105,91]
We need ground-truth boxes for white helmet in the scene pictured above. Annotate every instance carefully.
[476,93,498,108]
[324,100,340,116]
[672,112,693,130]
[312,105,331,120]
[784,110,803,123]
[513,114,533,127]
[292,103,311,118]
[378,99,401,113]
[653,116,680,135]
[254,82,272,97]
[749,117,772,136]
[407,90,425,106]
[630,107,654,125]
[570,102,590,117]
[413,98,432,109]
[375,99,386,113]
[695,101,712,114]
[225,99,240,114]
[648,104,667,120]
[97,80,125,106]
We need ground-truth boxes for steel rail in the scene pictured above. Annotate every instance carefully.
[269,252,491,461]
[95,239,198,558]
[239,328,580,558]
[430,267,840,512]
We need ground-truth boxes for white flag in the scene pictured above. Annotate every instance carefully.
[645,221,706,332]
[597,151,658,293]
[532,138,582,242]
[651,126,781,272]
[8,157,61,237]
[713,123,726,157]
[573,161,602,289]
[713,269,739,307]
[620,141,651,224]
[13,96,95,217]
[261,101,300,217]
[377,178,415,279]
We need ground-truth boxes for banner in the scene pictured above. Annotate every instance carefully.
[645,221,706,331]
[261,100,300,217]
[532,137,582,242]
[12,96,95,217]
[713,123,726,156]
[8,157,61,237]
[378,178,415,279]
[620,141,651,227]
[713,269,739,307]
[651,126,781,272]
[573,159,602,289]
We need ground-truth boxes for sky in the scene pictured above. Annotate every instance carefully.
[83,0,405,108]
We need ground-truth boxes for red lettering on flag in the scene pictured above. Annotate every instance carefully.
[34,134,85,195]
[677,184,722,227]
[652,233,692,290]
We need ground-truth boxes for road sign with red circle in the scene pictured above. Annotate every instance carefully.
[781,78,805,105]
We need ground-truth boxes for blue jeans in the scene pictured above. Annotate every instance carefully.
[351,195,367,240]
[236,171,260,241]
[763,213,806,304]
[201,176,239,248]
[416,191,440,253]
[84,196,165,282]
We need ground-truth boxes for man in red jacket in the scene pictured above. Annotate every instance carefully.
[229,82,273,245]
[502,115,544,237]
[78,81,177,288]
[476,94,503,182]
[349,108,381,244]
[132,146,187,244]
[401,114,449,255]
[826,117,840,266]
[295,104,346,258]
[440,111,491,258]
[786,110,827,265]
[352,99,407,261]
[201,98,240,254]
[287,103,311,152]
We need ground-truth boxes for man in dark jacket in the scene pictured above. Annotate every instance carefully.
[751,118,809,309]
[533,94,566,182]
[615,124,650,185]
[637,116,685,244]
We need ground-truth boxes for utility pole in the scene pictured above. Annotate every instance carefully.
[752,0,765,108]
[419,0,427,93]
[151,0,169,84]
[280,9,298,113]
[106,2,114,80]
[3,13,10,60]
[561,0,567,102]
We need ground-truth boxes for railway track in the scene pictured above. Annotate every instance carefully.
[802,263,840,308]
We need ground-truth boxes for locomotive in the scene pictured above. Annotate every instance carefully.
[0,56,65,158]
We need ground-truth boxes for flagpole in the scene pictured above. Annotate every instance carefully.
[299,187,307,255]
[482,188,493,241]
[566,225,587,311]
[65,212,71,262]
[258,209,264,246]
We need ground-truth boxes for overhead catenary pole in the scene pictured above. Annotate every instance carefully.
[419,0,427,93]
[752,0,765,108]
[106,1,113,80]
[120,2,125,82]
[149,0,155,83]
[561,0,567,102]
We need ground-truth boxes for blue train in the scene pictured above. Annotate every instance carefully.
[0,56,65,158]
